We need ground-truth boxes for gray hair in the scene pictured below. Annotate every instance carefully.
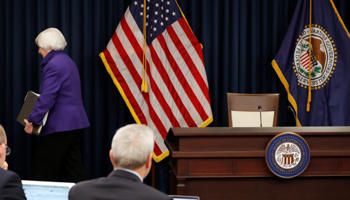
[35,28,67,51]
[111,124,154,169]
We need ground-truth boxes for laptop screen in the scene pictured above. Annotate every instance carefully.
[169,195,200,200]
[22,180,75,200]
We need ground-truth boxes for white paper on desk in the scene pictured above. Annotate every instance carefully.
[231,111,274,127]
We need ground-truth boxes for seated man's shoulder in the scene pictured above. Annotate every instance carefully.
[0,168,22,185]
[70,176,106,190]
[0,168,26,200]
[69,176,171,200]
[134,181,172,200]
[69,176,110,198]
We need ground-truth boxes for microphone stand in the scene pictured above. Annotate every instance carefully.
[258,105,262,127]
[287,105,297,126]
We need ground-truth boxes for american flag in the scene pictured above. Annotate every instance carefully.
[100,0,213,162]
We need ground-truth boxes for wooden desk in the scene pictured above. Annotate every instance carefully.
[165,127,350,200]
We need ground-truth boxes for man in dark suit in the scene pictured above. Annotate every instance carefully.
[0,124,26,200]
[69,124,172,200]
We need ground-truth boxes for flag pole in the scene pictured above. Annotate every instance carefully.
[141,0,148,93]
[307,0,312,112]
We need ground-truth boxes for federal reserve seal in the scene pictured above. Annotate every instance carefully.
[293,24,336,89]
[265,132,310,179]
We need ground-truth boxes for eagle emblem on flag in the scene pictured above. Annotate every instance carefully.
[293,25,336,89]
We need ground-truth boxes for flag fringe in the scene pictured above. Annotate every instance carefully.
[99,52,142,124]
[272,60,301,126]
[330,0,350,39]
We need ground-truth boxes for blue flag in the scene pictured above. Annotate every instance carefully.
[272,0,350,126]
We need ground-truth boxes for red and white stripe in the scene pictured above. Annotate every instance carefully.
[101,7,213,161]
[283,156,294,165]
[301,52,311,69]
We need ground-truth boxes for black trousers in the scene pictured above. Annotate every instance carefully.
[32,129,88,183]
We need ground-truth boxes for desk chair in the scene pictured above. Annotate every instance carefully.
[226,93,280,127]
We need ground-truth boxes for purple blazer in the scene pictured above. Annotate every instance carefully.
[29,50,90,136]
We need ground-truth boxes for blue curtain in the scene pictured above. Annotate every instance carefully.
[1,0,349,193]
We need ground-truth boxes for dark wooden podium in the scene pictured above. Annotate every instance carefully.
[165,127,350,200]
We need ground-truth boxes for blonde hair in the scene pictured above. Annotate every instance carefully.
[35,28,67,51]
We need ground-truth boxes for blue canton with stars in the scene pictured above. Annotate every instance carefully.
[130,0,182,46]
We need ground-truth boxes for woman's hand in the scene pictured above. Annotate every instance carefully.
[24,119,34,134]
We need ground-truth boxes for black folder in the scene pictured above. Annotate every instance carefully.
[16,91,48,135]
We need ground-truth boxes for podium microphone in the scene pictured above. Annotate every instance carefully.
[258,105,262,127]
[287,105,297,126]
